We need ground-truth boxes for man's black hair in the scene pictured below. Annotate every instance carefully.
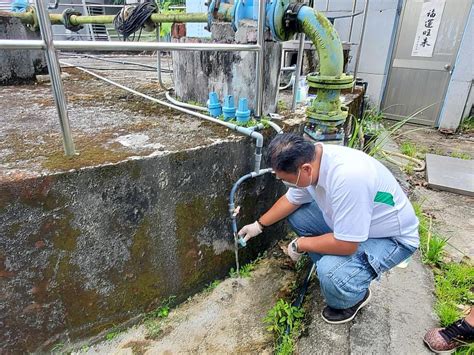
[267,133,316,173]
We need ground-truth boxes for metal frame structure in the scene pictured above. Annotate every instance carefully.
[0,0,266,156]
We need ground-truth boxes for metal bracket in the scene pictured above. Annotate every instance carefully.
[61,8,83,32]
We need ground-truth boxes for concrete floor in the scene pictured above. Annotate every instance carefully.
[393,125,474,261]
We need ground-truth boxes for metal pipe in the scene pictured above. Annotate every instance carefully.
[155,20,170,91]
[60,61,264,171]
[0,39,261,52]
[0,39,45,49]
[165,90,208,112]
[80,0,95,42]
[1,10,215,26]
[348,0,357,42]
[255,0,266,118]
[291,33,305,111]
[353,0,369,85]
[62,53,166,70]
[34,0,76,156]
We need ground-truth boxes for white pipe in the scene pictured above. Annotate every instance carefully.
[60,61,264,172]
[0,39,261,52]
[266,120,284,134]
[165,90,208,112]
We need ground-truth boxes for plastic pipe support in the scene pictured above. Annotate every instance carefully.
[207,91,222,117]
[236,98,251,124]
[222,95,236,121]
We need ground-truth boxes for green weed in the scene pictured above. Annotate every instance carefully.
[434,262,474,326]
[400,142,418,157]
[229,262,255,278]
[454,342,474,355]
[277,100,288,112]
[204,280,221,292]
[403,163,414,176]
[105,327,122,341]
[144,319,162,339]
[460,115,474,133]
[264,299,304,355]
[413,202,447,265]
[450,151,471,160]
[145,296,176,320]
[295,255,309,273]
[413,202,473,355]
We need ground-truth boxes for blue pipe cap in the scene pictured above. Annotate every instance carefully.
[208,91,222,117]
[222,95,236,121]
[236,98,251,124]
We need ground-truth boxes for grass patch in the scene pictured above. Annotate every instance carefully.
[277,100,288,113]
[145,296,176,320]
[264,299,305,355]
[413,202,448,266]
[400,142,418,158]
[204,280,221,292]
[143,295,176,339]
[144,319,162,339]
[229,262,256,278]
[450,151,471,160]
[412,202,473,354]
[104,325,124,341]
[434,262,474,326]
[460,115,474,133]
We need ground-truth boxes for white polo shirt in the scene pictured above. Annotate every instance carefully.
[286,144,419,247]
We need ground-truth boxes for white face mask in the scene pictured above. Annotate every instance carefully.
[281,168,312,189]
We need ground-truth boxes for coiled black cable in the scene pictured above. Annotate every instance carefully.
[113,1,157,41]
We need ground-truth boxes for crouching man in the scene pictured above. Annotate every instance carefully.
[238,133,419,324]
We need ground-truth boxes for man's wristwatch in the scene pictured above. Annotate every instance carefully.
[291,238,300,253]
[257,219,266,230]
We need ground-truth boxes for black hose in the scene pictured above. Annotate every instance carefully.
[113,2,157,40]
[285,263,316,335]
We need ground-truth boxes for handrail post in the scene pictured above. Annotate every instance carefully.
[35,0,76,156]
[255,0,265,118]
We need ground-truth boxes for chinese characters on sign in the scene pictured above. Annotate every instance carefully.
[411,0,446,57]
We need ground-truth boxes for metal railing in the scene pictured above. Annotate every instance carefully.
[0,0,266,156]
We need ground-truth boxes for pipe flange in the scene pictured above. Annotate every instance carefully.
[306,106,349,123]
[25,6,39,32]
[61,8,83,32]
[307,73,354,90]
[283,2,305,34]
[267,0,292,41]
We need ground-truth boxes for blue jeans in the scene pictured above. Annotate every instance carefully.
[288,201,417,309]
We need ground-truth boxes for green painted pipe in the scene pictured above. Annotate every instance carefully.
[297,7,343,77]
[296,6,353,125]
[0,9,218,26]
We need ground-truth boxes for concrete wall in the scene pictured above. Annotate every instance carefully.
[0,137,287,352]
[172,22,282,114]
[0,16,47,85]
[438,4,473,130]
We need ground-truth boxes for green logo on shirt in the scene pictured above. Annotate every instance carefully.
[374,191,395,206]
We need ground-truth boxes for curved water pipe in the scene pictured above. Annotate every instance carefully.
[265,1,354,142]
[296,6,354,141]
[60,61,265,173]
[165,90,208,112]
[229,168,273,272]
